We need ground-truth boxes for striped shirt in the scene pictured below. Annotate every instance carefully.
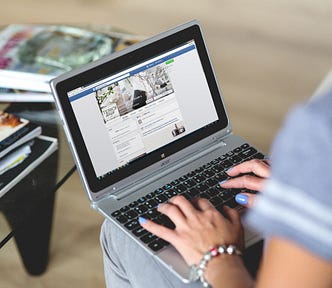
[246,87,332,261]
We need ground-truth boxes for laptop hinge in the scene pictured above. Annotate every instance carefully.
[111,139,227,201]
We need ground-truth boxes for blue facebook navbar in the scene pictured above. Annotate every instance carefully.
[69,44,196,102]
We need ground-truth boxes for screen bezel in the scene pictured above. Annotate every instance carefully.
[53,23,229,193]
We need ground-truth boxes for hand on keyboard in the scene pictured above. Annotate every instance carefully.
[220,158,270,208]
[138,195,244,266]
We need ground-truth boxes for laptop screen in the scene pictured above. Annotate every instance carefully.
[52,22,229,193]
[67,40,219,178]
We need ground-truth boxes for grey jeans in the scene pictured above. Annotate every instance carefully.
[100,219,202,288]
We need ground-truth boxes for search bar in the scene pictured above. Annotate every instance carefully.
[94,73,130,91]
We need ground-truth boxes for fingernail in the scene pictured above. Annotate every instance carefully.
[235,194,248,205]
[219,179,228,185]
[138,217,147,224]
[226,167,233,174]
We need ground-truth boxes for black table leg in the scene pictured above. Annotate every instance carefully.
[0,150,58,275]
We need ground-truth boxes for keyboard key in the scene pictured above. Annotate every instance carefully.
[224,198,238,208]
[254,152,265,159]
[193,174,205,183]
[129,201,138,208]
[165,189,178,198]
[120,206,130,213]
[210,195,223,206]
[171,179,180,186]
[196,183,209,192]
[141,233,157,244]
[135,205,148,214]
[146,199,158,209]
[148,239,167,252]
[203,169,215,178]
[146,192,156,199]
[205,178,218,187]
[163,183,172,190]
[214,173,228,182]
[221,159,232,169]
[175,184,186,193]
[116,215,128,224]
[207,187,219,197]
[211,164,223,173]
[233,147,242,153]
[188,187,200,198]
[146,208,159,219]
[230,155,242,164]
[238,147,257,159]
[125,219,140,230]
[132,226,149,237]
[125,210,138,219]
[111,210,121,217]
[155,194,168,203]
[183,179,197,188]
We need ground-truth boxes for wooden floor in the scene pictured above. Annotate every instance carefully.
[1,1,332,287]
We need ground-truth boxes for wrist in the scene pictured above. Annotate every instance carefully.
[189,244,247,287]
[205,253,254,288]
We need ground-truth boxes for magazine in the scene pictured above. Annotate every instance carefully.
[0,135,58,198]
[0,24,144,102]
[0,87,53,102]
[0,111,41,158]
[0,24,114,93]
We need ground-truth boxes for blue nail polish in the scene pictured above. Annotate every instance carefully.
[225,167,233,174]
[235,194,248,205]
[219,179,228,185]
[138,217,147,224]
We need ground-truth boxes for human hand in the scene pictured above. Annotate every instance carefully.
[139,195,244,266]
[220,159,270,207]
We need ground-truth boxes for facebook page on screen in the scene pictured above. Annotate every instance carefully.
[67,40,219,178]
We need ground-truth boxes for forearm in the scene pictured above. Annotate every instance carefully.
[205,255,255,288]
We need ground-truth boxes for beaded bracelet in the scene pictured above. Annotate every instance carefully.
[189,244,242,287]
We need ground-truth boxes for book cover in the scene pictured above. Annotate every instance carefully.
[0,111,41,158]
[0,24,114,93]
[0,135,58,198]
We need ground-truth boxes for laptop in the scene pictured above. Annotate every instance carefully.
[50,20,263,283]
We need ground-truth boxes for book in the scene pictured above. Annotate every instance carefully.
[0,111,41,158]
[0,135,58,198]
[0,24,114,93]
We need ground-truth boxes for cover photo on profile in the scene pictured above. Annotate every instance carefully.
[95,63,174,124]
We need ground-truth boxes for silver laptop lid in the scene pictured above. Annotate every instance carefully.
[50,20,232,202]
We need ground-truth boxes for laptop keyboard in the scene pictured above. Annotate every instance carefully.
[111,143,264,253]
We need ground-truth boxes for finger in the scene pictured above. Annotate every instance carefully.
[222,207,245,250]
[139,217,177,244]
[222,205,241,225]
[220,174,265,191]
[194,197,215,211]
[226,159,270,178]
[235,193,257,208]
[167,195,198,218]
[157,201,187,226]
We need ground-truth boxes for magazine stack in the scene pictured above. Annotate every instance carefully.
[0,111,57,197]
[0,24,143,103]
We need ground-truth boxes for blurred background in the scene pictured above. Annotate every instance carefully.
[0,0,332,287]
